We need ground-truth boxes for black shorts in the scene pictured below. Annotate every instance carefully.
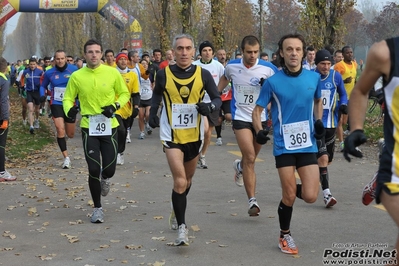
[51,104,76,123]
[221,100,231,115]
[316,128,336,162]
[139,99,151,108]
[162,140,203,162]
[232,120,268,137]
[207,111,220,127]
[275,153,318,169]
[26,91,40,105]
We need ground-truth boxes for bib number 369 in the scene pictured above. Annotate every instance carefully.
[282,121,312,150]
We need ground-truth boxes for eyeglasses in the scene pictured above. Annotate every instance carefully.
[67,60,74,62]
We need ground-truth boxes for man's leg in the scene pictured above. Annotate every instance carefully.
[380,191,399,265]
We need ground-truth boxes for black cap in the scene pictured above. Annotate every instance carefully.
[315,49,332,65]
[199,41,214,53]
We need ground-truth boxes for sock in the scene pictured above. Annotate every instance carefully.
[248,197,256,203]
[280,230,291,238]
[215,125,222,138]
[319,167,329,191]
[57,137,67,152]
[172,190,187,226]
[296,184,302,199]
[278,200,293,232]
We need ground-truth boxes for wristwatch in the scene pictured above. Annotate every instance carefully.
[115,102,120,110]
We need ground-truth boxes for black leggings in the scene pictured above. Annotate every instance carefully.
[116,115,129,153]
[0,127,8,172]
[81,127,118,208]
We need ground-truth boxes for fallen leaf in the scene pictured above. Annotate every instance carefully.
[121,260,128,264]
[28,207,37,216]
[110,239,120,243]
[153,261,165,266]
[151,236,166,241]
[119,205,127,210]
[230,213,238,216]
[99,244,110,248]
[191,225,200,232]
[73,257,82,261]
[153,216,163,220]
[228,200,236,203]
[218,244,228,247]
[106,258,115,262]
[125,244,142,250]
[206,211,216,214]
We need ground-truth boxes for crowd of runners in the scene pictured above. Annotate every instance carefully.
[0,32,398,264]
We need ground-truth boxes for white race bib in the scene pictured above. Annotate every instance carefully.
[282,120,312,150]
[89,115,112,136]
[171,104,198,129]
[235,84,260,106]
[321,90,331,110]
[54,87,66,101]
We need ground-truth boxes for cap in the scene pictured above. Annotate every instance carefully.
[141,52,150,59]
[115,52,128,62]
[315,49,332,65]
[199,41,214,53]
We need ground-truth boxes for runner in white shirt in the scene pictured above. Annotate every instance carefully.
[193,41,225,169]
[218,35,278,216]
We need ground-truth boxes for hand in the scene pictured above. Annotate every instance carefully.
[314,119,325,140]
[0,120,8,130]
[339,104,348,115]
[67,106,79,118]
[145,70,150,75]
[196,102,212,116]
[344,77,353,83]
[256,130,270,145]
[132,107,139,118]
[101,104,116,118]
[39,95,46,103]
[149,114,159,128]
[343,129,367,162]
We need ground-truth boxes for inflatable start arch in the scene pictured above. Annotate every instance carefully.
[0,0,142,53]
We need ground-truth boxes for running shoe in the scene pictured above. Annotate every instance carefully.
[339,141,344,152]
[324,194,337,208]
[0,170,16,182]
[22,119,27,126]
[233,159,244,187]
[90,208,104,223]
[146,124,152,135]
[343,130,350,136]
[174,224,189,246]
[126,129,131,143]
[248,198,260,216]
[279,233,298,254]
[34,119,40,129]
[101,177,111,197]
[139,131,145,139]
[29,126,34,134]
[62,157,71,169]
[378,138,385,159]
[362,171,377,206]
[118,153,124,165]
[216,137,223,146]
[169,202,178,230]
[197,155,208,169]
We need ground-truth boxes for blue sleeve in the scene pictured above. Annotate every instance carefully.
[256,79,272,108]
[334,71,348,105]
[315,76,322,99]
[40,72,50,97]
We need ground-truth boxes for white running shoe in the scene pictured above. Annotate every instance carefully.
[216,137,222,146]
[324,194,337,208]
[117,153,122,165]
[146,124,152,135]
[233,159,244,187]
[197,155,208,169]
[169,202,178,230]
[101,177,111,197]
[33,119,40,129]
[139,131,145,139]
[0,170,16,181]
[248,198,260,216]
[174,224,189,246]
[126,129,131,143]
[62,157,71,169]
[90,208,104,223]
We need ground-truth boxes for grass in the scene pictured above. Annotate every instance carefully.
[6,86,55,167]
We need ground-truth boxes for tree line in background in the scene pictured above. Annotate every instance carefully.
[1,0,399,61]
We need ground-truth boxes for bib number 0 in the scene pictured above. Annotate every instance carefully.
[89,115,111,136]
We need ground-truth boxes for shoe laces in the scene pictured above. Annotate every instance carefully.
[283,234,296,249]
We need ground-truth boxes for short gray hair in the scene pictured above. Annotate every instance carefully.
[172,34,195,49]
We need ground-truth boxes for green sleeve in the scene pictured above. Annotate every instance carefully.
[63,74,78,116]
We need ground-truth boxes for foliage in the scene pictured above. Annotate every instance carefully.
[343,7,369,51]
[210,0,226,50]
[298,0,356,50]
[367,2,399,44]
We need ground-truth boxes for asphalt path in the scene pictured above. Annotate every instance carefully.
[0,121,394,266]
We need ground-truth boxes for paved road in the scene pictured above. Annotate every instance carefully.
[0,122,394,266]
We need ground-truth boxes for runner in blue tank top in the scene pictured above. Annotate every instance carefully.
[253,33,324,255]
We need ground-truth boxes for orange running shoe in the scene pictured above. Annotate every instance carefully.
[279,233,298,254]
[362,172,377,206]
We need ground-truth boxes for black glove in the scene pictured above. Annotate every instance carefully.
[132,107,139,118]
[314,119,325,140]
[67,106,79,118]
[101,104,116,118]
[339,104,348,115]
[259,78,265,86]
[149,106,159,128]
[256,130,270,145]
[145,70,150,75]
[343,129,367,162]
[196,102,212,116]
[39,95,46,103]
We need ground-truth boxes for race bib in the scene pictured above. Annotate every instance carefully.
[89,115,111,136]
[54,87,66,101]
[321,90,331,110]
[282,120,312,150]
[235,84,260,106]
[171,104,198,129]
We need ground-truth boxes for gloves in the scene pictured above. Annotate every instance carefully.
[132,107,139,118]
[149,106,159,128]
[256,130,270,145]
[343,129,367,162]
[145,70,150,75]
[0,120,8,130]
[101,104,116,118]
[314,119,325,140]
[339,104,348,115]
[67,106,79,118]
[196,102,213,116]
[39,95,46,103]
